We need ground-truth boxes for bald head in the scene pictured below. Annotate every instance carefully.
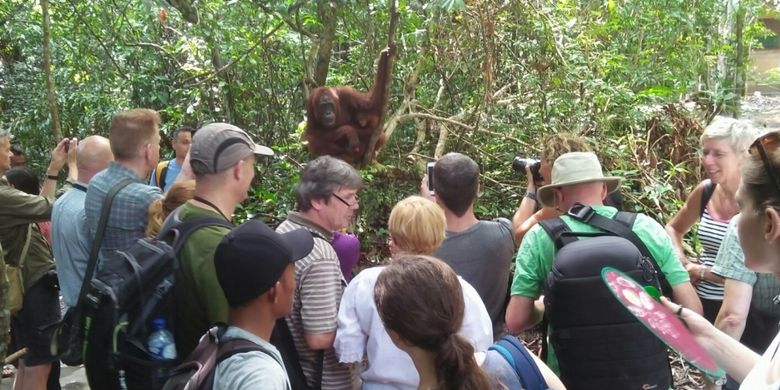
[556,181,608,211]
[78,135,113,183]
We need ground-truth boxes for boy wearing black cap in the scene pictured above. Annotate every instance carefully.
[212,219,313,389]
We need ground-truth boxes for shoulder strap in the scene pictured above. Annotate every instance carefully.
[566,204,670,290]
[537,218,575,250]
[166,217,233,254]
[489,336,548,390]
[17,224,32,268]
[700,179,717,217]
[271,317,324,390]
[155,160,170,188]
[215,339,271,365]
[76,178,134,307]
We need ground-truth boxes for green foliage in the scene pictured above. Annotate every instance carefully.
[0,0,768,263]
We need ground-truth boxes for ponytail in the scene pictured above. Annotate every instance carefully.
[435,333,492,390]
[375,255,495,390]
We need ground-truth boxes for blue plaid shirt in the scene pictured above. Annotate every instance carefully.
[84,162,162,264]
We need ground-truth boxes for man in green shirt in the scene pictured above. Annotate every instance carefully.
[173,122,274,358]
[0,130,76,389]
[505,152,702,376]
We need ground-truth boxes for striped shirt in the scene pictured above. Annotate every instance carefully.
[696,206,731,300]
[276,213,354,390]
[712,215,780,318]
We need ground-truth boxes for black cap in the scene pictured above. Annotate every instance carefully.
[215,220,313,306]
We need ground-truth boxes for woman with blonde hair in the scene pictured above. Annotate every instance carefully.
[334,195,493,389]
[665,130,780,388]
[145,179,196,237]
[665,117,760,323]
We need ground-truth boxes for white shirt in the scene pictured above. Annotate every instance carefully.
[741,331,780,390]
[334,266,494,390]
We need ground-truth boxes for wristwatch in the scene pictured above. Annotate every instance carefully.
[525,191,537,201]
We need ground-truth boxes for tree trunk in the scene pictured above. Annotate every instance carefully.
[733,4,746,109]
[313,0,337,86]
[209,44,235,124]
[41,0,62,139]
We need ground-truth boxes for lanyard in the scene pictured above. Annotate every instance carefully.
[193,196,231,222]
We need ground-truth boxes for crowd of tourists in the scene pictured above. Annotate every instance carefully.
[0,109,779,390]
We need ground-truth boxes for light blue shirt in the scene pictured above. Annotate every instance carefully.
[149,158,181,192]
[213,326,290,390]
[51,183,90,307]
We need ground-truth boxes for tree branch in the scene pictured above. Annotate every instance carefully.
[66,0,127,79]
[360,0,400,167]
[257,1,315,40]
[124,42,184,68]
[41,0,62,139]
[179,22,285,86]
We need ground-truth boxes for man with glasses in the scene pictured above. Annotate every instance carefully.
[276,155,363,390]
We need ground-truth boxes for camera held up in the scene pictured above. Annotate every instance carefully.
[512,157,543,184]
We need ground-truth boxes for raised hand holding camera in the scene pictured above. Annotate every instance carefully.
[512,157,544,184]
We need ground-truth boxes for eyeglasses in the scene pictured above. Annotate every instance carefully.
[748,131,780,194]
[332,193,359,208]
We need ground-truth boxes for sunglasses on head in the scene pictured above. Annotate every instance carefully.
[748,131,780,194]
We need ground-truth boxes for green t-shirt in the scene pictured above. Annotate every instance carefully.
[510,205,690,373]
[173,202,233,358]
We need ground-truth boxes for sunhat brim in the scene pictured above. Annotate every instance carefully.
[537,177,623,208]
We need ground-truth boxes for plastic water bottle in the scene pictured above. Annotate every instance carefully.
[147,317,177,360]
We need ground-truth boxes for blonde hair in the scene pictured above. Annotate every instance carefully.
[540,132,592,165]
[701,116,760,153]
[146,180,196,237]
[388,196,446,255]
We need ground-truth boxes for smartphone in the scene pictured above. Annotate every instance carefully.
[426,161,435,193]
[64,139,70,153]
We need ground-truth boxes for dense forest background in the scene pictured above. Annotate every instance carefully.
[0,0,775,263]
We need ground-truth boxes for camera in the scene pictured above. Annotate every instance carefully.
[512,157,543,183]
[426,161,435,193]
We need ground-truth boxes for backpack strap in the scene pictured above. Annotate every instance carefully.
[76,178,134,308]
[215,339,271,365]
[488,335,548,390]
[537,218,576,250]
[566,204,671,294]
[167,217,233,253]
[155,160,170,189]
[16,224,32,269]
[700,179,717,217]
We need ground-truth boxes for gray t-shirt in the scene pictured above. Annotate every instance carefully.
[435,218,516,337]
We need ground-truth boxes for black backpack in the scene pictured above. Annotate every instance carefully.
[162,324,270,390]
[82,212,232,390]
[538,204,672,390]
